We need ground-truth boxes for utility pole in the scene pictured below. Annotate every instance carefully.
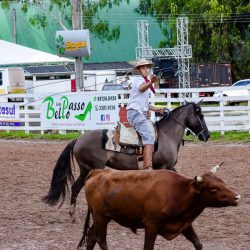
[11,9,17,44]
[72,0,84,91]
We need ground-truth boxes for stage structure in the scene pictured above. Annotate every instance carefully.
[136,17,192,95]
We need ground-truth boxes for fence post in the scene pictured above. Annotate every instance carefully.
[248,89,250,134]
[167,92,171,109]
[23,96,30,134]
[219,92,225,135]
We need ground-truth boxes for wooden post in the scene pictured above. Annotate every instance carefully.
[72,0,84,91]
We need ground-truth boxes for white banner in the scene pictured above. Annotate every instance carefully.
[0,103,20,126]
[41,93,119,130]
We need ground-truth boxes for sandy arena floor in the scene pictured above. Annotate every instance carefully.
[0,139,249,250]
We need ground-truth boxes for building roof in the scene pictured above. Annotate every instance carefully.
[23,62,133,75]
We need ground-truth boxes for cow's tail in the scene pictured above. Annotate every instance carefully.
[42,139,77,207]
[78,208,91,249]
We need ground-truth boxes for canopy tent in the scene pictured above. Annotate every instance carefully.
[0,39,72,66]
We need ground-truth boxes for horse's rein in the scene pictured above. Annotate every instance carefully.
[168,107,205,137]
[169,113,185,128]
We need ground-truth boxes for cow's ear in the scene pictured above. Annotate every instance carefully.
[190,176,203,193]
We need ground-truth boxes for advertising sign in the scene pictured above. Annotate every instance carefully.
[0,103,20,126]
[56,30,91,57]
[41,93,119,130]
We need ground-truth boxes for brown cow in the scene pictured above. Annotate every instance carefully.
[78,163,241,250]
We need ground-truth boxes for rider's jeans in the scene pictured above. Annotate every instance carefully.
[127,109,155,145]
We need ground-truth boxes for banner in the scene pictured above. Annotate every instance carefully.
[0,103,20,126]
[41,93,119,130]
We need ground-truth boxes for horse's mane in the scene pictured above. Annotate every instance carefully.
[156,102,197,126]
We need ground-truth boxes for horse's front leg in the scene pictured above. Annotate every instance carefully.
[69,169,89,223]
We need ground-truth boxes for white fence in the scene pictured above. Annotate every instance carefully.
[0,85,250,134]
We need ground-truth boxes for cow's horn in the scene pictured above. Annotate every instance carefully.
[196,176,203,182]
[210,161,224,174]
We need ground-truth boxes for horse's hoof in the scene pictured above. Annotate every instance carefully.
[71,216,80,224]
[69,211,80,223]
[69,205,79,223]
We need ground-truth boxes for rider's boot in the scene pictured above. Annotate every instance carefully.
[143,144,154,170]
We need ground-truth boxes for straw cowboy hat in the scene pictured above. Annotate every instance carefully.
[133,58,154,70]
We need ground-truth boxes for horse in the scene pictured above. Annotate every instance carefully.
[42,101,210,223]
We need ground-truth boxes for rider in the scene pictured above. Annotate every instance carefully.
[127,59,164,170]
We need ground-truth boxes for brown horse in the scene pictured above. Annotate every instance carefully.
[42,102,210,223]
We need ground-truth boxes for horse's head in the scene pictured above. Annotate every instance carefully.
[186,101,210,142]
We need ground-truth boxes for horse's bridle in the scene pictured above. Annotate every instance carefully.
[165,106,206,139]
[196,115,206,139]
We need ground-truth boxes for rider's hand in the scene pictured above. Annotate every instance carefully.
[149,74,158,84]
[157,108,165,114]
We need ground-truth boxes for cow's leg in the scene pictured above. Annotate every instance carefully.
[69,168,89,223]
[95,217,109,250]
[86,225,97,250]
[143,225,158,250]
[182,224,202,250]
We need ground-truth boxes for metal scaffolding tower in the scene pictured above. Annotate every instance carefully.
[136,17,192,92]
[176,17,191,92]
[136,20,152,59]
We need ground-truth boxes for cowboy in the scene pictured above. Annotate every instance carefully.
[126,59,164,170]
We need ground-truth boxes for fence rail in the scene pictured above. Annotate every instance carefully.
[0,86,249,134]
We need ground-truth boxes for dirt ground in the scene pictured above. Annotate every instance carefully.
[0,139,249,250]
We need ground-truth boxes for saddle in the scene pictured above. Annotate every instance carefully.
[104,121,157,156]
[115,122,143,147]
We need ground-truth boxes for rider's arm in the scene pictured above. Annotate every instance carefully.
[148,105,164,113]
[139,80,153,92]
[139,75,158,92]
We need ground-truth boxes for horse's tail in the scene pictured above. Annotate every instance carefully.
[77,208,91,249]
[42,139,77,207]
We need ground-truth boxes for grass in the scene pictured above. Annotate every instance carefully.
[184,131,250,143]
[0,130,250,143]
[0,131,80,140]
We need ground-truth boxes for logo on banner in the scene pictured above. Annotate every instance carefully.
[0,104,20,126]
[106,114,110,121]
[43,96,92,122]
[74,102,92,121]
[101,114,105,121]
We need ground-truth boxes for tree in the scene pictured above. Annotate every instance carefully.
[135,0,250,80]
[1,0,127,43]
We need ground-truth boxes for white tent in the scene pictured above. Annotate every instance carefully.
[0,39,72,66]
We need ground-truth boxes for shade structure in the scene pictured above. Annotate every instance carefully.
[0,39,72,66]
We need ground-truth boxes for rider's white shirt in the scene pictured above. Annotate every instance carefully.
[127,75,150,113]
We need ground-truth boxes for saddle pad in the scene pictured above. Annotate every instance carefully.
[119,122,143,147]
[104,129,139,155]
[105,129,122,152]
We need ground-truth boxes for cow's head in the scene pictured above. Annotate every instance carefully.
[191,162,241,207]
